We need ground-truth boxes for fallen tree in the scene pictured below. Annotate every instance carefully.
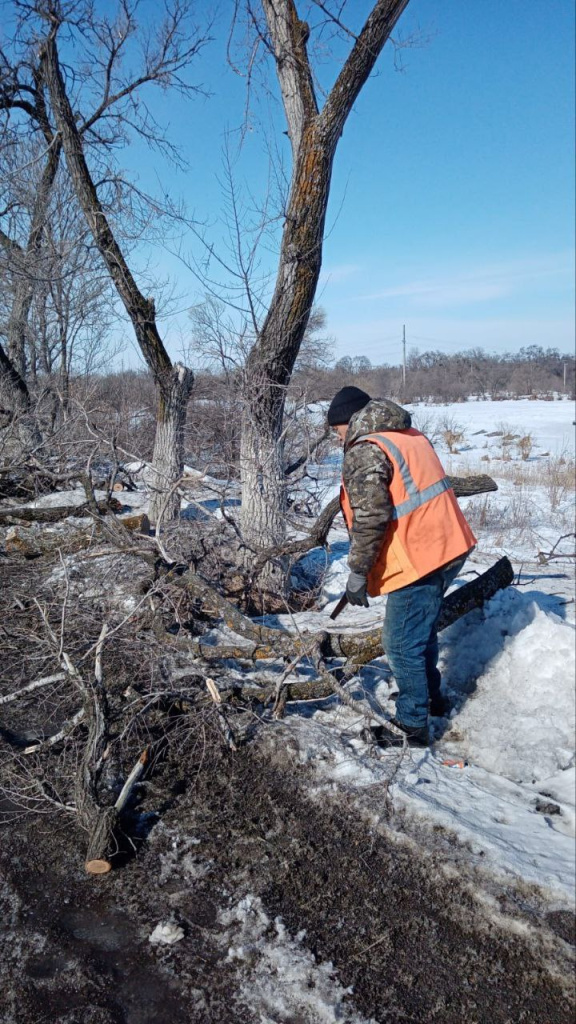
[0,497,122,524]
[170,556,514,694]
[0,468,506,873]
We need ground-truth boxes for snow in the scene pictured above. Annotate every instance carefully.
[149,921,185,945]
[277,577,576,903]
[441,602,575,783]
[27,488,111,508]
[409,397,575,459]
[220,895,374,1024]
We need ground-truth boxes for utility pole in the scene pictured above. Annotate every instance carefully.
[402,324,406,396]
[563,362,567,391]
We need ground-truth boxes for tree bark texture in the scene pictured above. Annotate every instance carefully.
[240,0,411,563]
[0,344,30,415]
[41,35,194,521]
[149,364,194,523]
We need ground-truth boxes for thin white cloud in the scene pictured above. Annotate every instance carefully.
[319,263,361,285]
[358,252,574,308]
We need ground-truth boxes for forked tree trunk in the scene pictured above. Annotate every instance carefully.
[240,0,410,578]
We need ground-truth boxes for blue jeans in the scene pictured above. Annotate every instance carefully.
[381,556,468,729]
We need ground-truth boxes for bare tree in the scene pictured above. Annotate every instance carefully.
[237,0,410,585]
[33,180,117,418]
[1,0,210,520]
[0,68,61,430]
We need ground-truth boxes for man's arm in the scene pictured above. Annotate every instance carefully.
[343,441,394,575]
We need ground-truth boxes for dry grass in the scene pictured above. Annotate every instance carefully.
[459,452,575,548]
[486,455,575,509]
[460,452,574,494]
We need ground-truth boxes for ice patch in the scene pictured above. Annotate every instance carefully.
[149,921,185,945]
[220,895,374,1023]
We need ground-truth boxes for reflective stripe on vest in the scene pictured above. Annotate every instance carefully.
[354,432,452,519]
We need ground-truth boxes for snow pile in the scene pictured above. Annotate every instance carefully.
[220,895,373,1024]
[149,921,185,946]
[444,603,575,783]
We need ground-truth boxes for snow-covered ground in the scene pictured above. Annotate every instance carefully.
[268,398,576,907]
[25,399,574,907]
[116,397,574,905]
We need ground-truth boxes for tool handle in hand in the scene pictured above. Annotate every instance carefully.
[329,594,349,620]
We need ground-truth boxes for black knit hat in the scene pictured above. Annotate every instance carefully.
[327,386,371,426]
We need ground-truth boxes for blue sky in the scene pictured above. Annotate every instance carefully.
[100,0,575,367]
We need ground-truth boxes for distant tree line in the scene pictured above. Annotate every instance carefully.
[292,344,576,405]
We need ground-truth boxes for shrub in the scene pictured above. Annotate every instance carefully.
[439,415,465,454]
[516,435,533,461]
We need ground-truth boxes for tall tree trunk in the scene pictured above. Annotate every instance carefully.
[41,35,194,523]
[240,120,332,586]
[149,364,194,523]
[0,138,60,441]
[240,0,410,579]
[240,403,287,585]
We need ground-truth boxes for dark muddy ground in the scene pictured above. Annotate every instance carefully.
[1,738,574,1024]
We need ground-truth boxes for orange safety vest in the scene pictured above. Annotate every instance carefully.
[340,428,476,596]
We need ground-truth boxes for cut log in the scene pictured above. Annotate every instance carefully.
[84,748,149,874]
[322,556,514,664]
[85,860,113,875]
[189,557,514,704]
[3,512,151,558]
[0,497,122,524]
[85,807,117,874]
[447,474,498,497]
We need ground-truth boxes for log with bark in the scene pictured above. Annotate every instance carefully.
[84,749,149,875]
[0,497,122,524]
[179,556,514,704]
[3,513,151,558]
[64,626,150,875]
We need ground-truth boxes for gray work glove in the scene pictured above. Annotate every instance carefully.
[346,571,369,607]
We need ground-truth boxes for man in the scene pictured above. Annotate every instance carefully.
[327,386,476,747]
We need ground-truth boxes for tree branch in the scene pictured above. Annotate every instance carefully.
[261,0,318,155]
[320,0,410,145]
[40,34,173,383]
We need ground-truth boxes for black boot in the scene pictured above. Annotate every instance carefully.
[365,718,429,749]
[429,694,450,718]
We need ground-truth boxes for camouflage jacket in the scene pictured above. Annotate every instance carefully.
[342,399,412,576]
